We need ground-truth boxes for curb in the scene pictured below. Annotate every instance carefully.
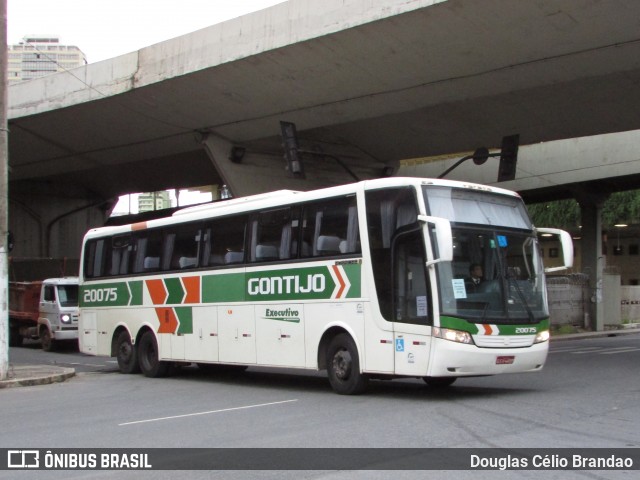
[0,366,76,389]
[551,327,640,342]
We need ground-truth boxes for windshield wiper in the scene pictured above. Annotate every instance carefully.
[506,275,535,323]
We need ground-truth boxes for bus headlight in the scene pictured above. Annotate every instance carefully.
[60,314,72,324]
[433,327,474,345]
[534,330,550,344]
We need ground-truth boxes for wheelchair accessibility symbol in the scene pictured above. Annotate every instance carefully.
[395,338,404,352]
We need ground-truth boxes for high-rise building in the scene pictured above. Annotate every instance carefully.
[138,191,172,213]
[7,35,87,84]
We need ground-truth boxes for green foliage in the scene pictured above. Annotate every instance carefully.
[601,191,640,226]
[527,190,640,229]
[527,199,580,229]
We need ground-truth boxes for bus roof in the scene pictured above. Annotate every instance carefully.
[83,177,520,239]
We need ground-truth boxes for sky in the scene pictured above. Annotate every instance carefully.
[8,0,287,213]
[7,0,287,64]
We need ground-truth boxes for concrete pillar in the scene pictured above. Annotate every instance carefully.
[576,189,610,331]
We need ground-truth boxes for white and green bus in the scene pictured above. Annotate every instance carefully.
[79,177,572,394]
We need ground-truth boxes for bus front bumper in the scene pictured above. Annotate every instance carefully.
[427,337,549,377]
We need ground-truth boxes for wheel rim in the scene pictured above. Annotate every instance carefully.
[332,348,353,381]
[142,340,156,370]
[119,342,133,362]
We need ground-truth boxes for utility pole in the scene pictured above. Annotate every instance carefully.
[1,0,9,381]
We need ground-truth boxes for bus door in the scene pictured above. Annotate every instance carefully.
[392,228,433,376]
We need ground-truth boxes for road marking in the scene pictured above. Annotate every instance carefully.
[551,346,639,355]
[598,347,640,355]
[65,362,112,367]
[118,399,299,426]
[549,347,602,353]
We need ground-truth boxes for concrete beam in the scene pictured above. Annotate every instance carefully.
[198,132,385,196]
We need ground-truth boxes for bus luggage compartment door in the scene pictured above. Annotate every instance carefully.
[218,305,256,364]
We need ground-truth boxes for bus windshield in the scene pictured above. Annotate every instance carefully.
[423,186,548,324]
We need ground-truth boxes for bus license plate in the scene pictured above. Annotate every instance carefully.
[496,356,515,365]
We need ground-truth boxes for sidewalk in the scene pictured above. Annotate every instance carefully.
[0,364,75,389]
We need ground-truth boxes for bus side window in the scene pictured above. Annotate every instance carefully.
[132,230,163,274]
[83,239,105,278]
[106,235,132,276]
[250,208,293,262]
[164,224,201,271]
[204,215,247,266]
[302,196,360,258]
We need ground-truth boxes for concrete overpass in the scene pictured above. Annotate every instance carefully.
[7,0,640,330]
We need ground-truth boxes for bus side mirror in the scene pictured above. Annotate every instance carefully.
[537,227,574,272]
[418,215,453,266]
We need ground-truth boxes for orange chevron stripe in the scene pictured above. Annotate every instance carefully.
[332,265,346,299]
[146,279,167,305]
[182,276,201,304]
[156,307,178,334]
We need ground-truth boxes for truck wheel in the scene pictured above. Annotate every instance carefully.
[115,330,140,374]
[326,333,369,395]
[9,326,23,347]
[41,328,55,352]
[138,331,170,378]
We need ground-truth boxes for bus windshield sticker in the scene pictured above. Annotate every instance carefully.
[416,296,428,316]
[452,279,467,299]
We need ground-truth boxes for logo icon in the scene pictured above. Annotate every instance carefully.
[8,450,40,469]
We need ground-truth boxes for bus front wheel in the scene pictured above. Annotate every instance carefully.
[326,333,369,395]
[138,331,170,378]
[115,330,140,374]
[423,376,457,388]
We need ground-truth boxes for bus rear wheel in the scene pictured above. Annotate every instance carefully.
[326,333,368,395]
[138,331,170,378]
[115,330,140,374]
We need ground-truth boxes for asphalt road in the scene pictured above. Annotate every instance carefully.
[2,333,639,480]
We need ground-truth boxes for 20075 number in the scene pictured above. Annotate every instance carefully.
[84,287,117,303]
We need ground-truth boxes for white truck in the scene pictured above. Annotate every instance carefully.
[9,277,80,351]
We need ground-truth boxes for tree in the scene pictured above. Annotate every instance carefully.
[527,190,640,229]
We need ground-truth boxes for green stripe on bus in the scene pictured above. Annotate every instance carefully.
[81,282,130,307]
[440,316,479,334]
[439,316,550,335]
[341,263,362,298]
[129,281,143,306]
[202,273,246,303]
[175,307,193,334]
[82,263,362,307]
[165,277,185,304]
[245,265,361,301]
